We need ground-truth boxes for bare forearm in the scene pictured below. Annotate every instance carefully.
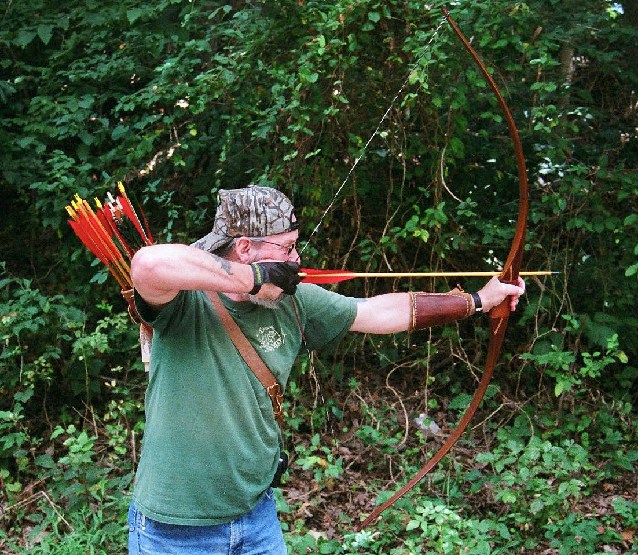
[350,294,412,333]
[131,244,253,305]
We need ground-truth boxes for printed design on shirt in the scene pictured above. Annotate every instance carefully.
[256,326,284,352]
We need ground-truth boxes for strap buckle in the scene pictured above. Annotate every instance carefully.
[267,383,284,424]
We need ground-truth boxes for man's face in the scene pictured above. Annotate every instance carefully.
[248,230,299,263]
[247,229,300,307]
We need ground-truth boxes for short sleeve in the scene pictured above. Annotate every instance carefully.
[133,289,189,334]
[295,284,357,351]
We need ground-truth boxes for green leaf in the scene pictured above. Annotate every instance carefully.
[111,124,129,140]
[299,66,319,83]
[0,411,14,421]
[625,263,638,277]
[37,25,55,45]
[15,30,37,48]
[35,454,57,469]
[127,8,146,24]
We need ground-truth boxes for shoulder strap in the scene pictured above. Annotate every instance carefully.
[207,292,284,427]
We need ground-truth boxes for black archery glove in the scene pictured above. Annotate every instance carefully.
[250,261,301,295]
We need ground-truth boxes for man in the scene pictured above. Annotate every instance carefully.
[128,185,524,554]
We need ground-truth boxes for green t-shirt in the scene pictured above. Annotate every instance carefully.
[133,283,357,525]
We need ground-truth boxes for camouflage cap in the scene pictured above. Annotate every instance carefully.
[191,186,298,253]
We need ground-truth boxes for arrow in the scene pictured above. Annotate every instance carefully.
[299,268,556,284]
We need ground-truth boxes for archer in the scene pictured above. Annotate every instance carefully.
[127,185,524,553]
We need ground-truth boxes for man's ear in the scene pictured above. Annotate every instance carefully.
[233,236,255,263]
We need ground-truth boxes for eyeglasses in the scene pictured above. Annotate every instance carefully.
[251,239,297,256]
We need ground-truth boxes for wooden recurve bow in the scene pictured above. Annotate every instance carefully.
[357,6,529,530]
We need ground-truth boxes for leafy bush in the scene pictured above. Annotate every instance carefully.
[1,0,637,551]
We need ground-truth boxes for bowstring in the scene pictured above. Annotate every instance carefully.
[300,15,448,255]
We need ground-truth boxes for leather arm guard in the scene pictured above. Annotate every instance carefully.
[408,288,476,332]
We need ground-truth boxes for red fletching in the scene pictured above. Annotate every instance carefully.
[299,268,357,284]
[81,208,122,264]
[67,184,153,292]
[77,213,115,264]
[94,206,111,234]
[137,203,154,244]
[68,219,109,265]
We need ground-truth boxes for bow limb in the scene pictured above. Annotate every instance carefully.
[356,7,528,530]
[441,6,528,281]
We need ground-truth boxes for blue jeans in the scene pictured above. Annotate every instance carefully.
[128,490,286,555]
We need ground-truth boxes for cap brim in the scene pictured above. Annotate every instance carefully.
[190,230,233,253]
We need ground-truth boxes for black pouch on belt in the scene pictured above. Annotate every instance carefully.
[270,451,289,488]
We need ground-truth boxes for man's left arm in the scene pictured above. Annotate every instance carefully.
[349,277,525,334]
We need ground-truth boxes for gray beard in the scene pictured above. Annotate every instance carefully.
[247,294,284,309]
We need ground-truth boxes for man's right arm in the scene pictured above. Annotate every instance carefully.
[131,244,254,308]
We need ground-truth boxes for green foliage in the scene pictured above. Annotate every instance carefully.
[294,433,344,484]
[477,435,595,525]
[522,319,629,397]
[1,0,637,551]
[0,491,130,554]
[280,377,636,554]
[0,266,142,549]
